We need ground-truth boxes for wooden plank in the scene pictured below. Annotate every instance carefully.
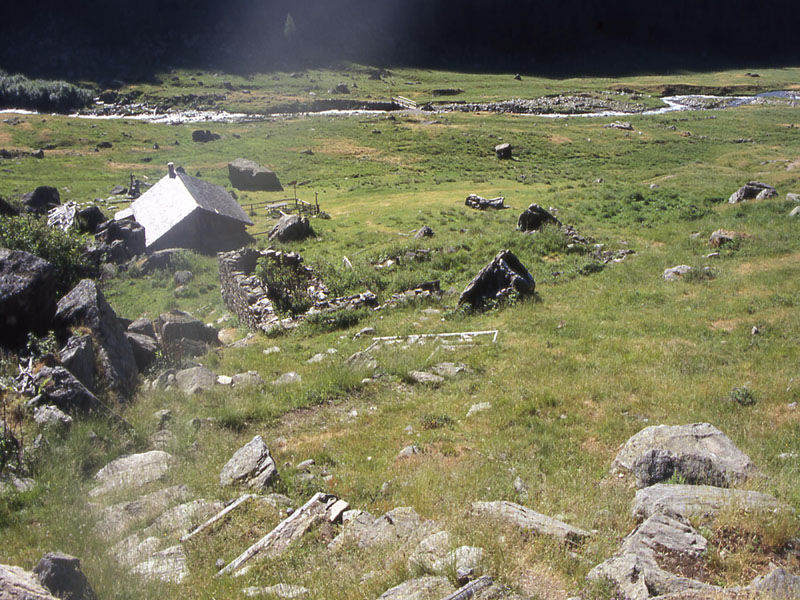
[180,494,255,543]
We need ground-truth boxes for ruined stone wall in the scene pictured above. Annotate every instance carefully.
[218,248,379,334]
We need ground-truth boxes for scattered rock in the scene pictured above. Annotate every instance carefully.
[517,204,560,232]
[34,552,97,600]
[750,567,800,599]
[790,206,800,217]
[728,181,777,203]
[430,362,468,378]
[458,249,535,307]
[332,83,350,94]
[227,158,283,192]
[377,576,455,600]
[268,214,313,243]
[273,372,301,385]
[127,318,156,339]
[191,130,220,143]
[397,445,421,459]
[231,371,265,387]
[464,194,508,210]
[137,248,182,273]
[408,371,444,385]
[75,206,106,234]
[33,405,73,433]
[94,485,190,539]
[631,483,792,522]
[220,435,278,490]
[22,186,60,215]
[437,546,484,582]
[466,403,491,417]
[89,451,174,498]
[610,423,755,488]
[0,196,19,217]
[150,429,176,450]
[709,229,741,248]
[175,366,217,395]
[94,219,146,263]
[0,249,57,349]
[329,506,434,551]
[155,309,219,359]
[470,501,590,544]
[663,265,692,281]
[173,270,194,286]
[605,121,634,130]
[243,584,309,598]
[415,225,434,239]
[54,279,137,398]
[408,531,451,572]
[494,143,512,159]
[58,334,96,390]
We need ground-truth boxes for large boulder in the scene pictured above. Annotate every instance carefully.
[728,181,777,203]
[0,196,19,216]
[54,280,137,398]
[219,435,278,490]
[155,310,219,359]
[174,366,217,395]
[0,249,57,349]
[58,334,96,391]
[228,158,283,192]
[611,423,755,488]
[75,206,106,234]
[33,552,96,600]
[32,366,104,414]
[0,563,59,600]
[517,204,560,232]
[94,220,145,263]
[458,249,535,307]
[268,214,312,243]
[22,186,60,215]
[329,506,436,551]
[124,332,159,372]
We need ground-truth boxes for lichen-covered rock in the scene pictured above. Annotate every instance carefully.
[175,366,217,395]
[377,576,455,600]
[220,435,278,490]
[470,500,590,543]
[130,545,188,584]
[89,451,174,498]
[750,567,800,599]
[611,423,755,488]
[94,485,191,540]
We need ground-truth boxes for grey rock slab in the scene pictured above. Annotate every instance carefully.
[728,181,777,203]
[408,531,451,572]
[268,214,312,243]
[470,501,590,543]
[54,279,137,398]
[466,402,491,417]
[130,545,188,584]
[141,499,225,539]
[517,203,560,232]
[611,423,755,488]
[430,362,468,378]
[790,206,800,217]
[220,435,278,490]
[175,366,217,395]
[329,506,436,552]
[228,158,283,192]
[0,563,59,600]
[150,429,176,450]
[33,552,96,600]
[788,193,800,203]
[377,576,455,600]
[95,485,191,540]
[632,483,793,522]
[432,545,484,577]
[89,451,174,498]
[125,332,159,373]
[111,535,162,568]
[750,567,800,599]
[663,265,692,281]
[273,372,301,385]
[128,318,156,338]
[32,366,104,415]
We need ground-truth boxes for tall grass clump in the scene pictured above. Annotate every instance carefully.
[0,72,93,112]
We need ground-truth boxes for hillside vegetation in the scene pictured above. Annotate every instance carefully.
[0,65,799,600]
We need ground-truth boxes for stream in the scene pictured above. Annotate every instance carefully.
[1,91,798,124]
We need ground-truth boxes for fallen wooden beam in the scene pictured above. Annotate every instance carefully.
[216,493,347,577]
[181,494,256,543]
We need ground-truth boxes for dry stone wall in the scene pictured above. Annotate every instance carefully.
[218,248,377,334]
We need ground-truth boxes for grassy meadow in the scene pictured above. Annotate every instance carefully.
[1,64,799,599]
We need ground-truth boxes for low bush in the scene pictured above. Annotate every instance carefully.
[0,72,93,112]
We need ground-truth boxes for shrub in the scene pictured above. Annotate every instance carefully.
[729,385,756,406]
[0,216,91,296]
[255,257,313,317]
[0,72,93,112]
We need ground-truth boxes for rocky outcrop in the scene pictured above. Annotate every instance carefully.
[219,436,278,490]
[631,483,792,522]
[154,310,219,359]
[58,334,96,391]
[663,265,692,281]
[93,219,146,264]
[458,250,535,307]
[89,451,174,499]
[329,506,437,551]
[124,332,158,372]
[54,279,137,398]
[728,181,777,203]
[32,366,104,414]
[268,214,313,243]
[228,158,283,191]
[0,249,57,349]
[611,423,755,488]
[469,500,590,543]
[377,576,455,600]
[94,485,191,539]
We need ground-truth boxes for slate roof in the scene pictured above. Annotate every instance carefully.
[125,170,253,249]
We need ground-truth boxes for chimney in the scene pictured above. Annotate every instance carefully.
[168,162,176,178]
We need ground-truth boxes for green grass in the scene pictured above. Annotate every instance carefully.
[1,64,800,599]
